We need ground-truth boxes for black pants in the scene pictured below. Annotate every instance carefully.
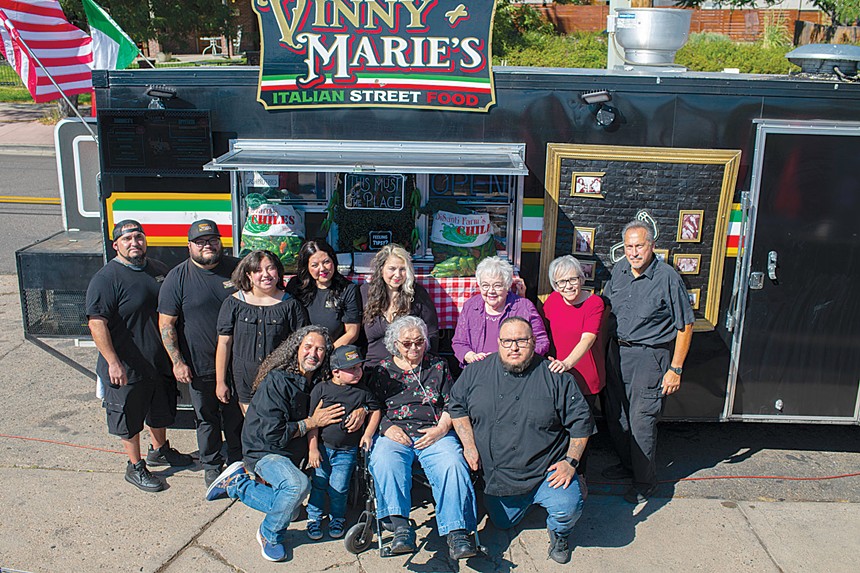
[603,341,669,492]
[189,375,244,470]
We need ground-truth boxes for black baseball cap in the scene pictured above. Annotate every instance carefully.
[330,345,367,370]
[112,219,145,240]
[188,219,221,241]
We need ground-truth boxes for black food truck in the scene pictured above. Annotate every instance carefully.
[16,3,860,424]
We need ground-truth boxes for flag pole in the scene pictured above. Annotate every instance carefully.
[12,31,99,143]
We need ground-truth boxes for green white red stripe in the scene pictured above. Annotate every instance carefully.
[260,73,492,93]
[81,0,137,70]
[106,194,232,246]
[725,203,742,257]
[521,199,543,252]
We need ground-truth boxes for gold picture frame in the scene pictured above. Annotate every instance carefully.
[653,249,669,263]
[677,210,705,243]
[673,253,702,275]
[573,227,596,255]
[571,172,606,199]
[540,144,741,331]
[577,259,596,280]
[687,288,701,310]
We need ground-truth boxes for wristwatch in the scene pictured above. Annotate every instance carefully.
[563,456,579,470]
[668,366,683,375]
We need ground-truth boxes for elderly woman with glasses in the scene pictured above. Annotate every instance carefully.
[366,315,478,561]
[452,256,549,367]
[542,255,606,476]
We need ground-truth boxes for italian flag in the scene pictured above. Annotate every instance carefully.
[81,0,136,70]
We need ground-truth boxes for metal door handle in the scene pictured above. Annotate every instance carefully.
[767,251,778,281]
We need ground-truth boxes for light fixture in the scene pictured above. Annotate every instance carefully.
[146,85,177,109]
[595,105,618,127]
[579,90,619,129]
[580,90,612,105]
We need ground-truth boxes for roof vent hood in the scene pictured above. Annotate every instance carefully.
[786,44,860,80]
[611,8,692,71]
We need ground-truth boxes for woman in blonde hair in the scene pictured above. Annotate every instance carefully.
[360,244,438,363]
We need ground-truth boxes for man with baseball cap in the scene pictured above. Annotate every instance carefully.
[159,219,244,487]
[86,219,193,492]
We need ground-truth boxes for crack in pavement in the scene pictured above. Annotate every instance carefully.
[735,501,786,573]
[154,500,239,573]
[196,543,246,573]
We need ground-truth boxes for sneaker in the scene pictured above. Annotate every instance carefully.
[548,530,571,564]
[204,467,223,487]
[623,485,657,505]
[205,461,246,501]
[601,463,633,481]
[447,529,477,560]
[307,520,323,541]
[146,440,194,467]
[257,526,287,562]
[329,518,346,539]
[125,460,165,493]
[389,525,417,555]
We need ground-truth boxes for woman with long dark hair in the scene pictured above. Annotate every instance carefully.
[286,239,362,348]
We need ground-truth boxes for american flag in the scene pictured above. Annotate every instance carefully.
[0,0,93,103]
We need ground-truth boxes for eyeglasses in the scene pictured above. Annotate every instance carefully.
[479,283,505,292]
[191,237,220,247]
[397,338,425,349]
[555,277,582,289]
[498,337,532,349]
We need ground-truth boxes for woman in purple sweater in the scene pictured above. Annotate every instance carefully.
[452,256,549,366]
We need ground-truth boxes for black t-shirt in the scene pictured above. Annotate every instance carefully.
[301,282,362,342]
[85,258,172,383]
[309,380,381,449]
[448,354,596,497]
[157,256,239,378]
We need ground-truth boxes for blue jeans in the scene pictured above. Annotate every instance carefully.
[227,454,310,544]
[369,432,476,536]
[484,469,584,536]
[307,445,358,522]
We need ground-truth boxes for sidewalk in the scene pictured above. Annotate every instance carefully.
[0,273,858,573]
[0,102,92,154]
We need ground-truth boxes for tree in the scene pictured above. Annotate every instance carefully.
[673,0,860,27]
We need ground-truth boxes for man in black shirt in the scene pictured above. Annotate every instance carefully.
[86,220,192,493]
[158,220,244,487]
[602,220,695,504]
[449,317,595,564]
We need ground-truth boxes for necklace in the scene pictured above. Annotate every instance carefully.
[405,361,439,423]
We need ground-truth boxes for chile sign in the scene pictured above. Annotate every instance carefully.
[253,0,498,112]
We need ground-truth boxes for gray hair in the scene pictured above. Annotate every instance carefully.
[384,315,430,358]
[475,256,513,290]
[548,255,584,291]
[622,220,654,244]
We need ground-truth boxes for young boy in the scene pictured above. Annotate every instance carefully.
[307,345,381,540]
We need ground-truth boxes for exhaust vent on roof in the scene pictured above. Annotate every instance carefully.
[786,44,860,78]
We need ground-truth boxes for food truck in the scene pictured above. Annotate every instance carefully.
[16,2,860,423]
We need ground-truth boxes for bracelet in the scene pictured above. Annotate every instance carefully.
[297,419,307,437]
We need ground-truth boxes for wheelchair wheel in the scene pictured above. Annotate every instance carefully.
[344,522,373,554]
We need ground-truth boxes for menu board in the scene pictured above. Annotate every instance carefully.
[98,109,213,176]
[343,173,405,211]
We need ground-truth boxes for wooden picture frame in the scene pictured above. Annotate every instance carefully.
[578,259,596,280]
[677,210,705,243]
[571,172,606,199]
[674,253,702,275]
[573,227,595,255]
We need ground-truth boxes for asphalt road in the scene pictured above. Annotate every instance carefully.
[0,153,63,274]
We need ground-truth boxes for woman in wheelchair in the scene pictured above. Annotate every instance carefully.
[366,316,478,560]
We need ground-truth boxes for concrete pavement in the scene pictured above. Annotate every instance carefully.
[0,273,859,572]
[0,102,91,154]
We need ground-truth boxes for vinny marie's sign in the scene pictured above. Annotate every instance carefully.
[253,0,497,112]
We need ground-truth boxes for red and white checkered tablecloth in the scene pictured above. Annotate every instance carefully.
[346,273,480,330]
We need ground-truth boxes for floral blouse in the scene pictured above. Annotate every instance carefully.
[368,354,453,440]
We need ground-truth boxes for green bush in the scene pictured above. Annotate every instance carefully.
[494,31,607,68]
[675,33,797,74]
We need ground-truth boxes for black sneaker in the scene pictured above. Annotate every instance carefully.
[548,530,571,564]
[447,529,477,560]
[389,525,417,555]
[146,440,194,467]
[204,467,223,487]
[125,460,165,492]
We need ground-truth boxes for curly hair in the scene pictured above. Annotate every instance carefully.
[285,239,351,308]
[363,244,416,325]
[232,250,285,293]
[384,315,429,358]
[252,325,333,391]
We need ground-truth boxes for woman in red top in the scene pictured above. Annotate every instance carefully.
[542,255,606,477]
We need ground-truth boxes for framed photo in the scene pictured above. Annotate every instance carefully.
[653,249,669,263]
[573,227,595,255]
[577,259,596,280]
[687,288,701,310]
[571,172,606,199]
[673,253,701,275]
[677,210,704,243]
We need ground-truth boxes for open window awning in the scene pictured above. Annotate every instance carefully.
[204,140,528,176]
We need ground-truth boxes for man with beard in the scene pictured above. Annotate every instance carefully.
[86,220,193,492]
[601,221,694,504]
[205,325,350,562]
[449,317,595,564]
[158,220,244,487]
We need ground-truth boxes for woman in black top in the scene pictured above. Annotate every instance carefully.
[216,250,309,413]
[285,239,362,348]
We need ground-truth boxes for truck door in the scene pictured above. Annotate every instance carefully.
[727,121,860,422]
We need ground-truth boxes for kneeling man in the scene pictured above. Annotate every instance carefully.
[449,317,595,564]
